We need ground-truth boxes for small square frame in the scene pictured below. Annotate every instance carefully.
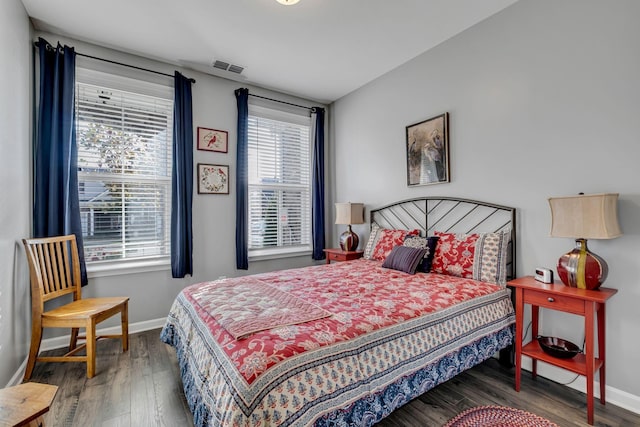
[197,127,228,153]
[197,163,229,194]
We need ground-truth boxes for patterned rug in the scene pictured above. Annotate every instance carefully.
[443,405,559,427]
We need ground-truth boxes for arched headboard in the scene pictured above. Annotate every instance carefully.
[370,197,517,280]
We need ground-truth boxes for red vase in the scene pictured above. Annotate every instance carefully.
[557,239,608,290]
[339,225,359,251]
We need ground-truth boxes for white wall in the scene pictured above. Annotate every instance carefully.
[0,0,32,386]
[332,0,640,406]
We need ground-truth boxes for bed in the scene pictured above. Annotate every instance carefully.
[161,197,517,426]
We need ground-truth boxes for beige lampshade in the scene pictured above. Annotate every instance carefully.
[335,203,365,225]
[549,193,622,239]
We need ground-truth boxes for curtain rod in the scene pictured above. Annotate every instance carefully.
[34,40,196,83]
[247,93,316,112]
[77,52,196,83]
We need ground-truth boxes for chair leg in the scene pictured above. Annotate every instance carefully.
[121,301,129,352]
[69,327,79,351]
[86,319,96,379]
[23,326,43,381]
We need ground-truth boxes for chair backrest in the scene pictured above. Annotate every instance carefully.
[22,235,82,309]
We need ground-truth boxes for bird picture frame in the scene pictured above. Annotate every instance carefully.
[197,127,228,153]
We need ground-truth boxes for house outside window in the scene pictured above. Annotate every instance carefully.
[75,68,173,268]
[247,104,312,258]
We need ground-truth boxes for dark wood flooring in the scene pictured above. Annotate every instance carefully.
[27,329,640,426]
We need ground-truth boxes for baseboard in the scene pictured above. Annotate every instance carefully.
[6,359,28,389]
[521,358,640,415]
[6,317,167,388]
[38,317,167,353]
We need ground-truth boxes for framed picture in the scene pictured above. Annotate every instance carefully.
[406,112,450,186]
[197,127,228,153]
[198,163,229,194]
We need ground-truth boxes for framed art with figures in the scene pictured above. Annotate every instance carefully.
[197,127,228,153]
[406,112,449,186]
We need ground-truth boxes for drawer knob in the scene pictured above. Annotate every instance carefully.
[547,297,555,302]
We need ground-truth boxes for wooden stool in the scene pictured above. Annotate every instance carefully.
[0,383,58,427]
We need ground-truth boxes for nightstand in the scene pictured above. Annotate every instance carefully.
[509,276,617,425]
[323,248,364,264]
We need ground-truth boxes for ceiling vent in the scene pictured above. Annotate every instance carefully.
[212,60,244,75]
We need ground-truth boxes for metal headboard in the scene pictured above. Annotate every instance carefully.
[370,197,517,280]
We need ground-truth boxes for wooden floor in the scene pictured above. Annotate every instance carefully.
[27,329,640,427]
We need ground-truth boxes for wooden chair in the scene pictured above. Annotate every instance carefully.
[22,235,129,380]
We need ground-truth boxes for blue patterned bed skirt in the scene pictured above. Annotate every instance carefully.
[315,326,513,426]
[161,324,513,427]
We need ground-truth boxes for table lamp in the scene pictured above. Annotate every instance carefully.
[548,193,621,290]
[335,202,364,251]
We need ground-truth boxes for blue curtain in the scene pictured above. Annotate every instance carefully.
[311,107,326,260]
[235,88,249,270]
[34,38,88,286]
[171,72,194,278]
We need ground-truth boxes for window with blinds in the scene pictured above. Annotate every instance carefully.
[75,69,173,264]
[248,105,312,255]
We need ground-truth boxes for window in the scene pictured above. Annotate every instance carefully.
[75,68,173,266]
[248,104,312,257]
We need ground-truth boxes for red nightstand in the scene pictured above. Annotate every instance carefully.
[509,276,617,425]
[323,248,364,264]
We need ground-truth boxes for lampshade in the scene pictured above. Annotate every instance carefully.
[335,203,365,225]
[549,193,621,239]
[276,0,300,4]
[548,193,621,290]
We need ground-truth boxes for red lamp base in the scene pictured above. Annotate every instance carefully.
[339,226,359,252]
[557,239,608,290]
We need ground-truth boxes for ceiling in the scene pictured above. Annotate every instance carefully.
[21,0,518,104]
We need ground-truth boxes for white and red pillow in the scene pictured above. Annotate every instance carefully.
[431,230,509,285]
[431,231,479,278]
[363,223,381,260]
[370,228,420,261]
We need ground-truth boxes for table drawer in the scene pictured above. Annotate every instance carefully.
[524,289,585,315]
[329,252,344,261]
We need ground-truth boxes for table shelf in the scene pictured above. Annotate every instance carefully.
[521,340,603,376]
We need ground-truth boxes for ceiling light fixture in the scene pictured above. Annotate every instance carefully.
[276,0,300,5]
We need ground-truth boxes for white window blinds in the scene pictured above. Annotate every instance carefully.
[248,105,311,253]
[75,69,173,264]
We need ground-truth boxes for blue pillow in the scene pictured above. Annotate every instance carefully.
[403,235,439,272]
[381,245,427,274]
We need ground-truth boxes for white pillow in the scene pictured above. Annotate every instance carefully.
[362,223,381,259]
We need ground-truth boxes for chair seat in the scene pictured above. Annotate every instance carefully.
[42,297,129,322]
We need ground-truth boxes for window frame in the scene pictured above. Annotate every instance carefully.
[247,103,313,260]
[74,67,174,276]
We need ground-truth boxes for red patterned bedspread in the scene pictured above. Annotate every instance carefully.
[163,259,515,426]
[182,259,507,384]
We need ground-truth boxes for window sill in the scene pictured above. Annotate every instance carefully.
[86,257,170,278]
[249,247,312,262]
